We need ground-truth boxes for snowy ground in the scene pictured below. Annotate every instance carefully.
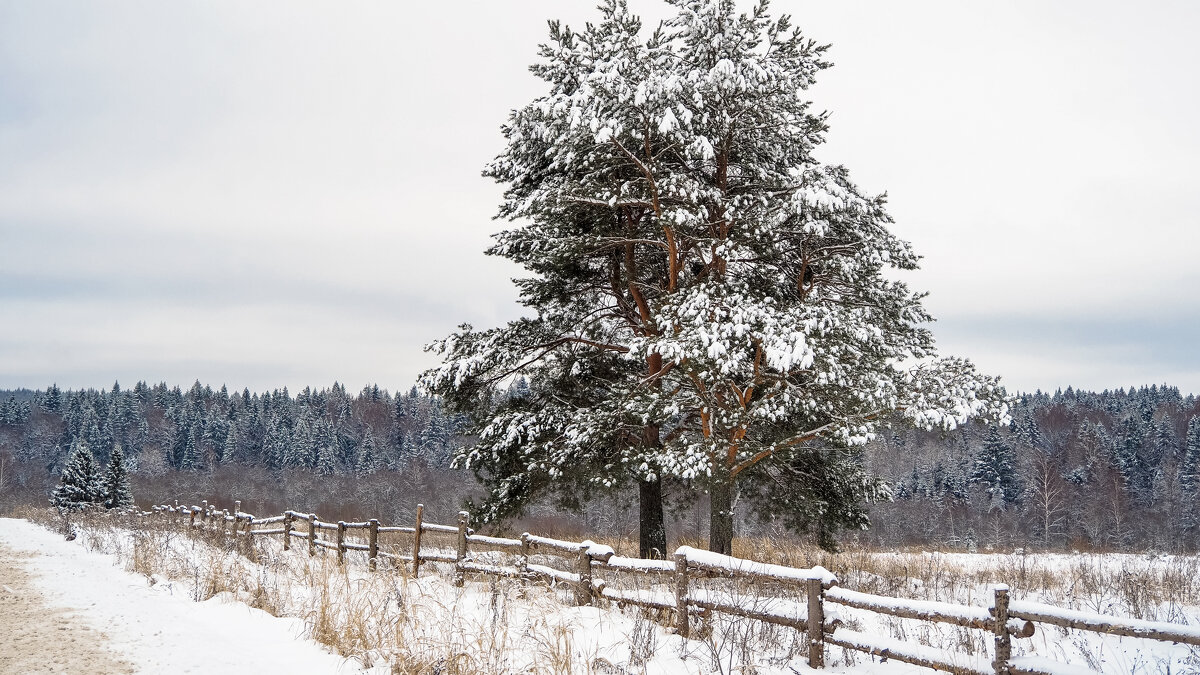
[0,518,377,675]
[2,515,1199,674]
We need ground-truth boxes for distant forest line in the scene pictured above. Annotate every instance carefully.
[1,381,1197,552]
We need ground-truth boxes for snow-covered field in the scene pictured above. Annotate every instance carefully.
[2,514,1199,674]
[0,517,379,674]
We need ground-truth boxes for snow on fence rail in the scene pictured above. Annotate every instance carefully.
[146,500,1200,674]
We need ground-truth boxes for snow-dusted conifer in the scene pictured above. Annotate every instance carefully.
[52,439,104,511]
[356,426,380,476]
[101,443,134,509]
[971,425,1022,506]
[1183,416,1199,496]
[426,0,1007,553]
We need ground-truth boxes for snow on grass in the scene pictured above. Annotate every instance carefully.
[0,517,378,675]
[4,512,1200,674]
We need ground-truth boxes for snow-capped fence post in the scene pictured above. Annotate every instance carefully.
[282,513,293,550]
[991,585,1011,675]
[806,578,825,668]
[454,511,469,587]
[520,533,531,574]
[674,551,690,638]
[308,514,317,557]
[368,519,379,571]
[223,509,231,536]
[574,547,592,606]
[412,504,424,578]
[336,521,346,565]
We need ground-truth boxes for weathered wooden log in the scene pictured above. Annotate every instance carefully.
[575,547,592,607]
[674,552,690,638]
[368,519,379,572]
[825,630,992,675]
[454,511,469,588]
[412,504,424,578]
[825,588,1035,637]
[336,521,346,566]
[808,578,825,668]
[993,585,1011,675]
[1008,601,1200,647]
[282,512,293,551]
[308,514,317,557]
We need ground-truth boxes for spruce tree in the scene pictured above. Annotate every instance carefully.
[356,426,380,476]
[51,439,104,511]
[101,443,134,509]
[426,0,1006,553]
[971,425,1022,506]
[1181,416,1200,545]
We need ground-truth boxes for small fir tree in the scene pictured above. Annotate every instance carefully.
[101,443,134,509]
[52,439,104,511]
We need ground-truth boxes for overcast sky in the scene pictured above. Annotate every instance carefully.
[1,1,1197,396]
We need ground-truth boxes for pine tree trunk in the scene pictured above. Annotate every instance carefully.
[639,356,668,560]
[639,477,666,559]
[709,477,734,555]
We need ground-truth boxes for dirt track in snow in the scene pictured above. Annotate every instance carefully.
[0,541,134,675]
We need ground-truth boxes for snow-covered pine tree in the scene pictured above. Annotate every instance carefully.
[101,442,133,509]
[51,439,105,511]
[356,426,380,476]
[1181,417,1200,547]
[426,0,1007,554]
[971,425,1022,507]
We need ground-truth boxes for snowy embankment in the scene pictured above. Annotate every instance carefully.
[0,518,378,675]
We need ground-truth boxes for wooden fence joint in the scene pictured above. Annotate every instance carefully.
[283,512,293,550]
[575,546,592,607]
[454,511,469,587]
[412,504,424,578]
[674,552,690,638]
[992,585,1011,675]
[368,519,379,571]
[308,514,317,557]
[807,578,825,668]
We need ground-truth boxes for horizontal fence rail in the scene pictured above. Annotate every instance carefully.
[146,500,1199,675]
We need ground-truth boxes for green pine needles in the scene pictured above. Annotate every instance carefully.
[52,439,134,512]
[425,0,1008,553]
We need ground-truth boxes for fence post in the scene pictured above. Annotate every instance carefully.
[223,509,231,536]
[283,512,293,550]
[807,578,825,668]
[520,533,531,574]
[575,547,592,606]
[189,507,196,528]
[454,511,469,587]
[368,519,379,571]
[674,551,690,638]
[308,514,317,557]
[202,500,209,530]
[412,504,424,578]
[336,521,346,566]
[992,585,1011,675]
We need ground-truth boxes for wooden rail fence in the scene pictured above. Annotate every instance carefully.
[148,500,1200,675]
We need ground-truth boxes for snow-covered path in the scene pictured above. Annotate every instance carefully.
[0,539,134,675]
[0,518,370,675]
